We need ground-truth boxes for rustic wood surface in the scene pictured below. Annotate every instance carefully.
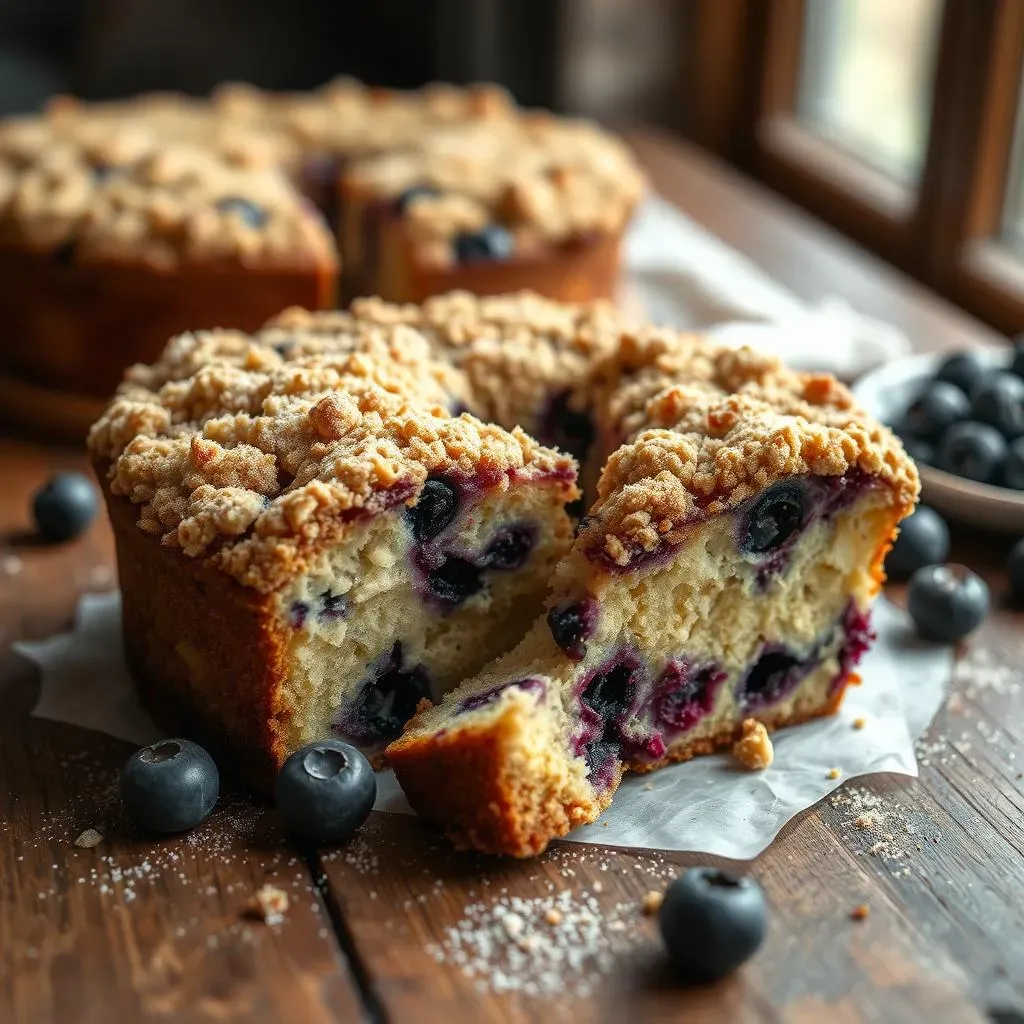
[3,132,1023,1023]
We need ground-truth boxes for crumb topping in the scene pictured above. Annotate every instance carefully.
[732,719,774,771]
[89,301,577,592]
[580,330,920,568]
[0,80,643,259]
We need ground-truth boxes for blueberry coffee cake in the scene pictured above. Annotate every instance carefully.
[387,329,920,856]
[88,303,583,783]
[1,81,643,421]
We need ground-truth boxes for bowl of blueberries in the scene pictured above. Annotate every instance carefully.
[853,343,1024,531]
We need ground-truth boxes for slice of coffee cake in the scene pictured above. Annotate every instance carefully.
[388,334,919,856]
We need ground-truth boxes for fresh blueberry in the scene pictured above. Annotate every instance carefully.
[1002,438,1024,490]
[216,196,267,229]
[343,644,431,744]
[970,372,1024,439]
[547,599,598,661]
[885,506,949,578]
[658,868,767,983]
[454,224,514,263]
[937,421,1007,483]
[427,555,484,607]
[483,525,535,571]
[32,471,98,543]
[935,351,990,395]
[907,564,990,642]
[901,436,935,466]
[1010,335,1024,379]
[903,381,971,441]
[1008,538,1024,599]
[393,185,440,214]
[407,477,459,542]
[121,739,219,834]
[741,482,805,555]
[275,739,376,844]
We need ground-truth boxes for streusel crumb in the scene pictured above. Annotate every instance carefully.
[732,719,774,771]
[246,884,289,924]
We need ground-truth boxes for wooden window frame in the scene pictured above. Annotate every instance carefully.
[675,0,1024,337]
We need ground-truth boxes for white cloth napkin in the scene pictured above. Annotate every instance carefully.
[17,592,949,859]
[625,195,911,379]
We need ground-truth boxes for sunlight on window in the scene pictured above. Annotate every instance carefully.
[798,0,943,182]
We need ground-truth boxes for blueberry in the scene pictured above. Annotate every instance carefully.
[885,506,949,578]
[121,739,219,834]
[393,185,440,214]
[483,525,535,571]
[32,471,98,543]
[903,381,971,441]
[738,647,805,708]
[428,555,483,607]
[275,739,375,844]
[344,644,431,744]
[547,599,598,660]
[458,677,545,713]
[907,564,990,642]
[658,868,767,983]
[937,421,1007,483]
[318,592,348,621]
[741,482,805,555]
[454,224,514,263]
[407,477,459,542]
[581,662,636,721]
[901,436,935,466]
[653,662,725,734]
[1010,336,1024,379]
[970,372,1024,439]
[216,196,267,229]
[935,351,990,395]
[1009,538,1024,599]
[1002,438,1024,490]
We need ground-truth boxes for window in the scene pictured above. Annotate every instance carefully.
[797,0,942,183]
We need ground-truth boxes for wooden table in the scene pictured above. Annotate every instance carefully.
[3,130,1023,1024]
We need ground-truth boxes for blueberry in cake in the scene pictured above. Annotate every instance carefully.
[89,303,582,784]
[1,81,643,425]
[387,329,920,856]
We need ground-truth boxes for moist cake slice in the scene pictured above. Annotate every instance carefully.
[387,335,919,856]
[89,319,577,785]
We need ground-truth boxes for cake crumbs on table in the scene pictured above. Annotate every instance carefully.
[246,884,289,925]
[827,767,842,780]
[641,890,663,916]
[2,553,23,576]
[732,718,773,770]
[73,828,103,848]
[852,717,867,730]
[850,903,870,921]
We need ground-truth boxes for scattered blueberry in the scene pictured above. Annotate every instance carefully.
[407,477,459,542]
[903,381,971,441]
[901,436,935,466]
[121,739,219,834]
[393,185,440,214]
[1003,438,1024,490]
[658,868,767,983]
[936,421,1007,483]
[343,643,431,744]
[216,196,268,229]
[547,599,598,660]
[970,371,1024,438]
[483,525,535,571]
[32,471,98,543]
[454,224,514,263]
[935,351,991,395]
[741,482,805,555]
[1008,538,1024,600]
[427,555,484,607]
[885,506,949,578]
[907,564,990,642]
[275,739,376,844]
